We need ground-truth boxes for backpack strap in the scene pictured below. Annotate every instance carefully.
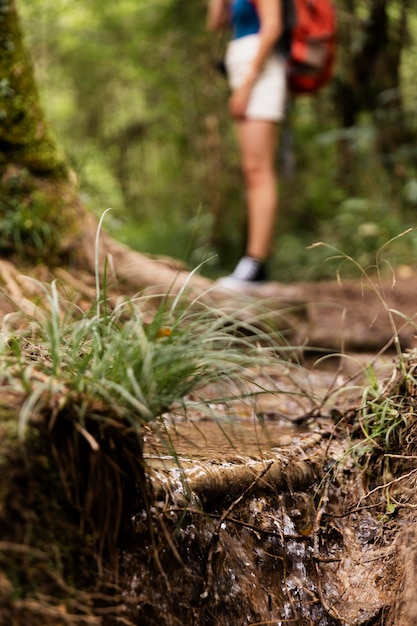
[277,0,296,57]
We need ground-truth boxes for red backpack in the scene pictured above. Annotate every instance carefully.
[286,0,337,94]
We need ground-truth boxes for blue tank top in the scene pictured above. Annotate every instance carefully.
[230,0,260,40]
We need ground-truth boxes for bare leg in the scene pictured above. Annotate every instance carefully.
[235,118,279,261]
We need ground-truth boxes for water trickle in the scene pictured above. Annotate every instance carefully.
[121,389,396,626]
[122,484,345,626]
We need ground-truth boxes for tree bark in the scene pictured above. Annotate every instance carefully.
[0,0,88,264]
[0,0,68,176]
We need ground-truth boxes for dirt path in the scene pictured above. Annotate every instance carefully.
[228,271,417,353]
[0,257,416,354]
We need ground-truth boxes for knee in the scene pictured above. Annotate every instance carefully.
[242,160,274,186]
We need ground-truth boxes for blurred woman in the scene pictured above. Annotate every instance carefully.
[207,0,286,288]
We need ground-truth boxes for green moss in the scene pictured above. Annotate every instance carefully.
[0,2,89,264]
[0,164,82,263]
[0,178,57,259]
[0,0,67,178]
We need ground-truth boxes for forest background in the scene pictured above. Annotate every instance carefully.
[17,0,417,282]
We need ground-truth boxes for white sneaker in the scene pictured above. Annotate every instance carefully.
[217,256,268,289]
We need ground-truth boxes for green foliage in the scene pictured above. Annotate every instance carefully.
[0,167,60,261]
[318,243,417,469]
[16,0,417,280]
[353,366,410,460]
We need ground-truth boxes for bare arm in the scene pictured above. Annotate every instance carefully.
[229,0,282,118]
[242,0,282,87]
[207,0,230,31]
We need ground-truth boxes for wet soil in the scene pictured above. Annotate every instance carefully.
[126,413,411,626]
[125,352,415,626]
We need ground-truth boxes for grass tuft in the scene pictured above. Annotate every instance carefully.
[0,274,294,446]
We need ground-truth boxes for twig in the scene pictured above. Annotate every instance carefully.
[155,511,187,569]
[0,541,48,559]
[314,561,347,625]
[330,501,382,518]
[359,468,417,504]
[74,422,99,451]
[13,598,100,624]
[389,495,417,509]
[249,618,298,626]
[384,453,417,460]
[164,506,311,541]
[311,481,346,624]
[200,460,273,601]
[312,480,329,557]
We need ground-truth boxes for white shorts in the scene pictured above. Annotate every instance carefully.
[225,34,287,122]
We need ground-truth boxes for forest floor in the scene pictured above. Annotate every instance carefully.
[1,257,417,625]
[114,264,417,626]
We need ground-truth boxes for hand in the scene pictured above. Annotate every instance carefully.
[229,83,252,119]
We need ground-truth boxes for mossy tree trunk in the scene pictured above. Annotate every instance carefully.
[0,0,104,269]
[0,0,65,175]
